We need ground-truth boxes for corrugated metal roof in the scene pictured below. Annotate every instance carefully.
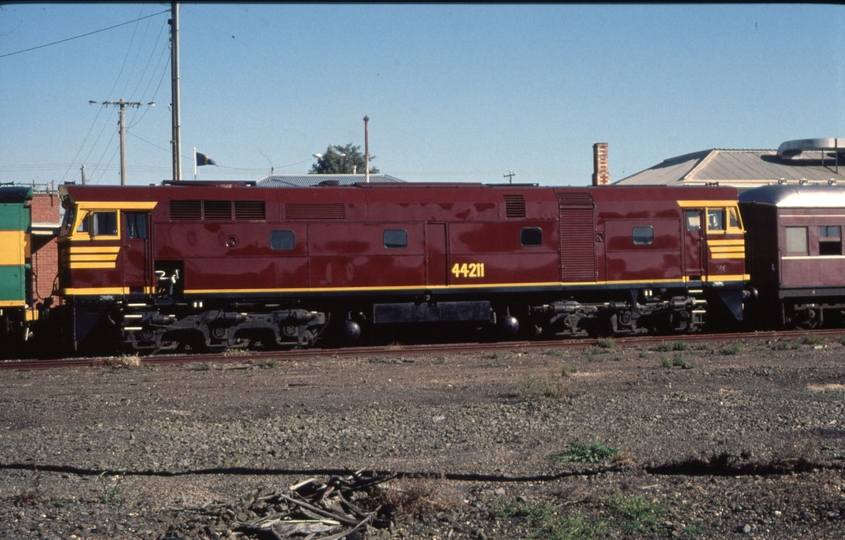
[740,183,845,207]
[617,148,845,187]
[614,151,710,186]
[256,174,406,187]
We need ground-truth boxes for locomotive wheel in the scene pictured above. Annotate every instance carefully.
[799,318,820,330]
[797,307,821,330]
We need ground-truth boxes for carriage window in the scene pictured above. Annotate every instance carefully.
[785,227,808,255]
[520,227,543,246]
[632,226,654,245]
[270,230,295,251]
[707,209,725,231]
[819,226,841,256]
[685,211,700,231]
[125,213,148,239]
[91,211,118,237]
[384,229,408,249]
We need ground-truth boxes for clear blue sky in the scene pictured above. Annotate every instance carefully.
[1,3,843,187]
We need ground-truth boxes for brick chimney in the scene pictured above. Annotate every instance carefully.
[592,142,610,186]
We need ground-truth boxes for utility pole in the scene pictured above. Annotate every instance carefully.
[503,170,515,184]
[80,164,86,185]
[170,2,182,181]
[90,99,154,185]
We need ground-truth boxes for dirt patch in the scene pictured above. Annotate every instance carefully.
[0,337,844,538]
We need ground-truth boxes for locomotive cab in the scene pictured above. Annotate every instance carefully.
[56,185,158,353]
[57,191,157,298]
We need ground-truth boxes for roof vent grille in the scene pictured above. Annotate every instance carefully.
[170,200,201,220]
[203,200,232,220]
[503,194,526,218]
[234,200,266,220]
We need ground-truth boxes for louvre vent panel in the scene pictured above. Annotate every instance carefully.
[234,200,266,220]
[285,203,346,220]
[502,194,526,218]
[203,200,232,220]
[556,192,595,206]
[170,200,202,220]
[170,200,266,221]
[559,205,597,282]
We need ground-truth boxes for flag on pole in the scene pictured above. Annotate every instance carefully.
[196,152,216,166]
[193,148,217,180]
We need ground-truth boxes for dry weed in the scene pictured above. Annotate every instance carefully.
[775,431,822,471]
[610,450,635,469]
[369,476,464,521]
[119,355,142,367]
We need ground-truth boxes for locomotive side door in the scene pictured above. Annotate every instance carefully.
[558,192,597,282]
[425,223,448,286]
[122,212,150,294]
[683,210,705,281]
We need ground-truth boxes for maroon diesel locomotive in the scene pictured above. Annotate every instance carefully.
[741,183,845,328]
[55,181,747,353]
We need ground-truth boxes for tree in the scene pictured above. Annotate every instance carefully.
[309,143,379,174]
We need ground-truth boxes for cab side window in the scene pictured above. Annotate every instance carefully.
[125,213,148,239]
[685,211,701,231]
[707,209,725,231]
[728,208,740,229]
[76,211,89,233]
[92,211,118,237]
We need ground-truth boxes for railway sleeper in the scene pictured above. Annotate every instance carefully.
[122,307,328,353]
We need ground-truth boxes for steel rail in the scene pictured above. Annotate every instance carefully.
[1,328,842,371]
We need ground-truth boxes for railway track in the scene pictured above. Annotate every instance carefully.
[2,328,842,371]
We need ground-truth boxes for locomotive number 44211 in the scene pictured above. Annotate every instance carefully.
[452,262,485,278]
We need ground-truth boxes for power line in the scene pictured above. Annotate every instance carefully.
[60,9,169,184]
[0,10,169,59]
[127,131,170,154]
[128,44,171,129]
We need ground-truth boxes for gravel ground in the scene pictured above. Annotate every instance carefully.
[1,336,844,539]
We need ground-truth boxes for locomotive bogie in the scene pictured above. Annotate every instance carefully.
[104,300,329,353]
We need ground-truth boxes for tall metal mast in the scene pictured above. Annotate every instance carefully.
[170,2,182,181]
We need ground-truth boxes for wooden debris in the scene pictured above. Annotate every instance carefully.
[236,471,392,539]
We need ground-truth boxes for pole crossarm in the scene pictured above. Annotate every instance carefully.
[91,99,155,185]
[101,99,144,108]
